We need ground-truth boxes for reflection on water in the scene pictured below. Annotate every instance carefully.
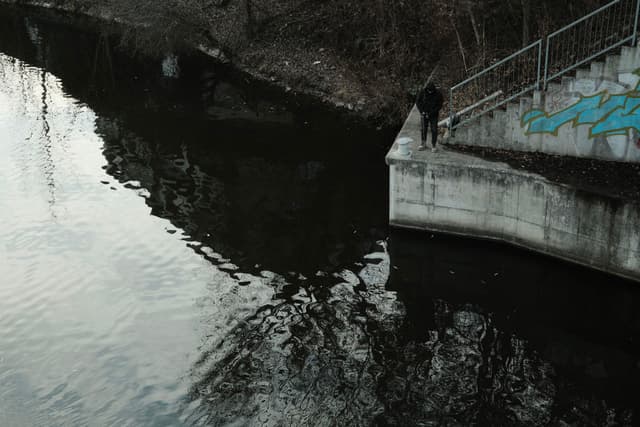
[96,114,387,277]
[1,5,640,426]
[0,51,210,426]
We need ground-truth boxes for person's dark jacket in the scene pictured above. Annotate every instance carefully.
[416,83,444,116]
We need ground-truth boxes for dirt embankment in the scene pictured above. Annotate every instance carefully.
[0,0,406,128]
[0,0,607,130]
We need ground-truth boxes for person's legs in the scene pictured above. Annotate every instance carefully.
[429,113,439,149]
[420,113,427,148]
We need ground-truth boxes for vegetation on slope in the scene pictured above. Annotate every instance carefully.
[10,0,610,126]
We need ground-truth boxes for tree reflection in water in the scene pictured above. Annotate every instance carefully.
[98,116,639,425]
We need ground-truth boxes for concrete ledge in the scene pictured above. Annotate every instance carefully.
[387,113,640,282]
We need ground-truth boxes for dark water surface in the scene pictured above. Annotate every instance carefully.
[1,6,640,426]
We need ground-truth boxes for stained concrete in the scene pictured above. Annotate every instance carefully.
[387,106,640,282]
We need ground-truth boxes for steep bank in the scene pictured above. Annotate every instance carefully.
[0,0,609,129]
[0,0,403,128]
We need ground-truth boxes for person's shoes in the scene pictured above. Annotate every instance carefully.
[417,144,427,151]
[431,146,438,152]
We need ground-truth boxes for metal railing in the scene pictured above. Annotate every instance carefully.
[544,0,639,87]
[449,40,542,130]
[449,0,640,131]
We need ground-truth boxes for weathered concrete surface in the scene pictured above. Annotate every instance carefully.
[449,46,640,163]
[388,106,640,282]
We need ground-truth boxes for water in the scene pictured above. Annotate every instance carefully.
[1,6,640,426]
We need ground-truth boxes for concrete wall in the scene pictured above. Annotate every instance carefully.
[450,46,640,162]
[387,149,640,282]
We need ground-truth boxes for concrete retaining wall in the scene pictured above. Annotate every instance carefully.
[387,148,640,282]
[450,45,640,163]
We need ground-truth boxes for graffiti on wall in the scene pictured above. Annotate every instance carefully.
[521,70,640,138]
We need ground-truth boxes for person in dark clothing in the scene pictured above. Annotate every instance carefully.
[416,82,444,152]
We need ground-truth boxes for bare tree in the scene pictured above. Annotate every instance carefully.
[521,0,531,47]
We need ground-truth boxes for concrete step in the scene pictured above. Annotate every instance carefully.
[463,123,478,146]
[452,125,467,143]
[479,114,491,145]
[619,45,638,71]
[590,61,605,80]
[620,45,640,71]
[519,96,533,116]
[492,109,507,125]
[533,90,543,107]
[561,76,574,92]
[490,109,508,146]
[547,82,562,93]
[604,54,620,81]
[575,68,591,80]
[620,45,634,60]
[506,102,520,122]
[463,125,474,143]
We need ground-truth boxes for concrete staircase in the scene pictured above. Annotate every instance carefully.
[448,45,640,162]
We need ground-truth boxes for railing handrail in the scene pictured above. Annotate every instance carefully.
[451,40,542,91]
[547,0,623,39]
[449,0,640,131]
[544,36,634,86]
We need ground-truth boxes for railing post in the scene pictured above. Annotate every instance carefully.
[633,0,640,46]
[536,40,542,90]
[543,36,551,90]
[449,88,454,133]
